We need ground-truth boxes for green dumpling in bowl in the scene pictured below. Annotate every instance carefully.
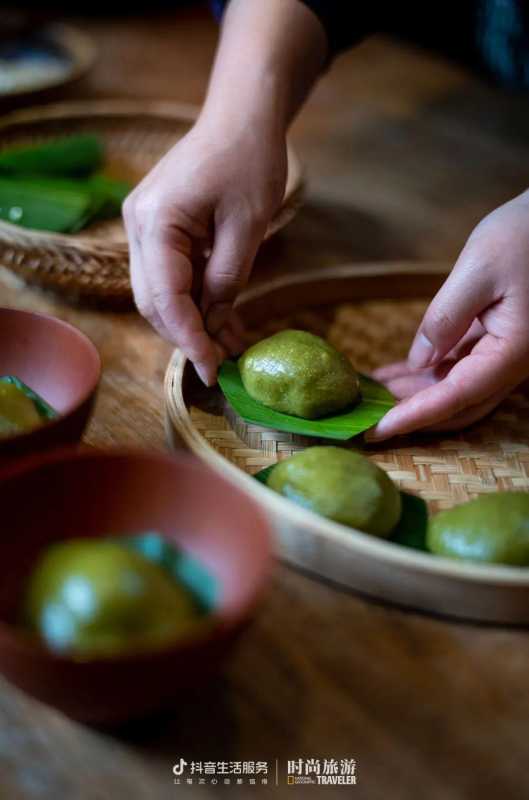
[22,539,202,658]
[238,329,359,419]
[267,446,402,537]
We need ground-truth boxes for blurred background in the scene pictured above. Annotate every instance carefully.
[3,1,529,277]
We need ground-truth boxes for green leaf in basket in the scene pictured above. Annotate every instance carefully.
[253,464,429,552]
[118,532,219,614]
[0,376,58,421]
[85,174,132,221]
[254,465,276,486]
[0,173,131,233]
[218,360,395,441]
[0,176,96,233]
[0,135,104,178]
[391,492,429,552]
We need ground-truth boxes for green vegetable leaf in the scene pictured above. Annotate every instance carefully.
[254,465,275,486]
[86,174,131,221]
[254,465,429,552]
[0,174,131,233]
[0,176,96,233]
[218,360,395,441]
[119,532,218,613]
[0,376,57,420]
[0,135,104,178]
[391,492,429,552]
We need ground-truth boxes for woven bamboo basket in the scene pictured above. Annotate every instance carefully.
[0,100,303,303]
[165,262,529,624]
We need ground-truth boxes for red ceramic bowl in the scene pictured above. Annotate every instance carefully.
[0,307,100,460]
[0,448,272,725]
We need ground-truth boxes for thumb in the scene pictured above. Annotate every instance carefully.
[201,215,263,336]
[408,259,494,369]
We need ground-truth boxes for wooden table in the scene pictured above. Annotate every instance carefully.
[2,6,529,799]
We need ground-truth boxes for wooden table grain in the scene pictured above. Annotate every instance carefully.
[2,6,529,799]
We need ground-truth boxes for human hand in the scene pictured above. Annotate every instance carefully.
[368,192,529,440]
[123,116,287,386]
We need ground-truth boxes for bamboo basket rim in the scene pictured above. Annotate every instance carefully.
[0,99,304,252]
[0,23,97,100]
[165,261,529,588]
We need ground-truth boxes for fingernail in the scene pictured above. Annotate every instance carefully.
[364,409,398,442]
[206,303,232,335]
[364,427,388,443]
[408,333,435,369]
[195,362,216,387]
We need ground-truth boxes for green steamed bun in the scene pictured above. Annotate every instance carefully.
[239,329,360,419]
[267,446,402,537]
[23,539,201,658]
[427,492,529,565]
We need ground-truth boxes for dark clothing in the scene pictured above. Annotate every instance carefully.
[213,1,529,91]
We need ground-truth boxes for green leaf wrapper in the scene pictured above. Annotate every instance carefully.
[118,532,218,614]
[254,464,429,552]
[0,176,96,233]
[391,491,429,552]
[218,360,395,441]
[0,174,131,233]
[0,135,104,177]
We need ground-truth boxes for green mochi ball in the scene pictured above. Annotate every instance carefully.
[238,329,360,419]
[427,492,529,565]
[267,446,402,537]
[23,539,201,658]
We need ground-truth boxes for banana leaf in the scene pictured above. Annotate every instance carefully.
[118,532,218,614]
[254,464,429,552]
[391,491,429,551]
[218,360,395,441]
[86,174,131,221]
[0,135,104,177]
[0,375,57,420]
[0,175,95,232]
[0,174,131,233]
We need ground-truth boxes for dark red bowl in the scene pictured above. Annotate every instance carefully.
[0,448,272,724]
[0,307,100,460]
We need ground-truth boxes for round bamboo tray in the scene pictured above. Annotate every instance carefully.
[0,100,303,303]
[165,262,529,624]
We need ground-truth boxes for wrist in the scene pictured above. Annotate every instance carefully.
[202,0,325,137]
[199,68,289,143]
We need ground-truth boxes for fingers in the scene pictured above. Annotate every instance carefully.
[378,362,453,401]
[372,361,410,383]
[202,213,263,339]
[368,334,525,440]
[125,187,250,384]
[216,316,246,356]
[407,256,494,369]
[373,321,486,399]
[423,388,511,432]
[125,189,220,386]
[142,223,220,386]
[374,320,486,384]
[127,223,172,341]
